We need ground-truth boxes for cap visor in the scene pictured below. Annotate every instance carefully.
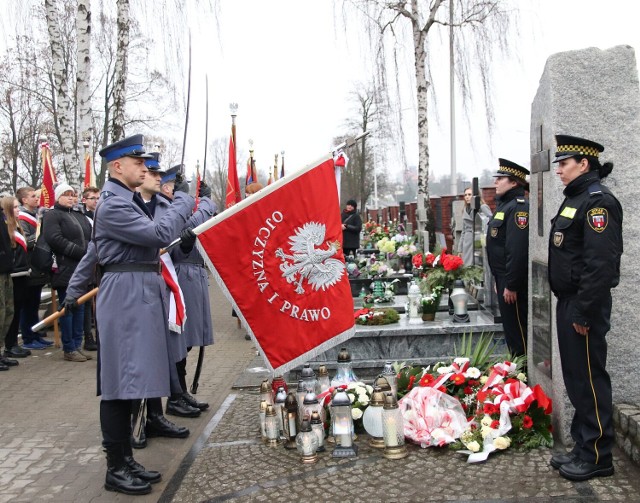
[126,153,153,159]
[552,154,573,163]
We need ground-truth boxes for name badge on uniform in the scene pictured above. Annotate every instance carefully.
[494,212,504,220]
[491,227,498,238]
[515,211,529,229]
[587,207,608,232]
[553,232,564,247]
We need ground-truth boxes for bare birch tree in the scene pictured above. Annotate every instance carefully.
[76,0,92,163]
[111,0,130,142]
[344,0,514,246]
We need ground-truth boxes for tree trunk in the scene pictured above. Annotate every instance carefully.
[45,0,78,182]
[112,0,130,142]
[77,0,92,182]
[411,5,431,248]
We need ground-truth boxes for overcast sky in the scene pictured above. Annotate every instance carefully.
[2,1,639,192]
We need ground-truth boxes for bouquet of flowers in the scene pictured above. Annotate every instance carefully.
[421,285,444,315]
[366,260,390,278]
[354,307,400,325]
[412,248,482,292]
[346,381,373,427]
[375,237,397,255]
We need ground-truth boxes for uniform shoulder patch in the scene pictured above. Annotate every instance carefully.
[587,207,608,232]
[494,211,504,220]
[515,211,529,229]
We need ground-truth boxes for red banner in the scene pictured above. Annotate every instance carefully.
[197,156,355,374]
[225,135,241,208]
[39,143,57,208]
[83,151,94,189]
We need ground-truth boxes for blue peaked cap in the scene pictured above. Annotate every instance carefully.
[145,152,162,171]
[161,165,182,184]
[99,134,153,162]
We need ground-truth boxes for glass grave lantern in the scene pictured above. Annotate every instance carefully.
[373,375,392,394]
[382,392,408,459]
[259,400,268,441]
[407,280,422,324]
[300,363,317,393]
[362,386,385,448]
[302,390,323,424]
[282,393,299,450]
[330,388,358,458]
[450,279,470,323]
[310,411,325,453]
[264,405,279,446]
[296,419,319,464]
[381,361,398,399]
[259,379,273,405]
[317,365,331,394]
[330,347,358,387]
[273,386,288,436]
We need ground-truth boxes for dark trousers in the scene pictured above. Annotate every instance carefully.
[101,399,132,449]
[557,295,614,466]
[5,277,27,349]
[20,284,43,344]
[495,275,527,357]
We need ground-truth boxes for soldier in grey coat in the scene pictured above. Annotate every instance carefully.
[63,135,195,496]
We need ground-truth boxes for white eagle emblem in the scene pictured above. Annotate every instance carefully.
[275,222,345,295]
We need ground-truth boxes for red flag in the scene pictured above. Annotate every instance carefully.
[83,150,94,189]
[160,254,187,332]
[39,143,57,208]
[196,156,355,374]
[225,135,242,208]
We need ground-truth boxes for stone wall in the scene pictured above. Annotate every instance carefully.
[529,45,640,444]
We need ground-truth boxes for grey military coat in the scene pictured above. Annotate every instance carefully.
[171,196,217,348]
[66,180,194,400]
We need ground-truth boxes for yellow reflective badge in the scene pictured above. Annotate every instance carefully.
[560,207,577,219]
[494,212,504,220]
[587,207,608,232]
[515,211,529,229]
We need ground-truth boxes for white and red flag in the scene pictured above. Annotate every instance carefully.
[195,155,355,374]
[160,253,187,333]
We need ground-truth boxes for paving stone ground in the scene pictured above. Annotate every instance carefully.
[1,280,640,502]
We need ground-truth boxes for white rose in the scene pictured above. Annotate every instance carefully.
[481,426,492,439]
[465,367,481,379]
[493,436,511,450]
[359,396,370,406]
[481,415,492,427]
[517,373,527,382]
[466,441,480,452]
[480,376,489,384]
[351,408,363,420]
[348,393,355,403]
[365,385,373,394]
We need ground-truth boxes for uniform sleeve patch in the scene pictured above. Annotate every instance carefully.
[587,207,608,232]
[494,212,504,220]
[560,207,577,219]
[515,211,529,229]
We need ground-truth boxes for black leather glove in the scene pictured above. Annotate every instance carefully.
[198,180,212,199]
[173,173,190,195]
[179,227,197,253]
[59,296,79,312]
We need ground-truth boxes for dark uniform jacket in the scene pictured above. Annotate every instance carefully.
[548,171,623,326]
[0,211,13,274]
[341,209,362,250]
[19,206,49,286]
[43,204,92,289]
[486,186,529,292]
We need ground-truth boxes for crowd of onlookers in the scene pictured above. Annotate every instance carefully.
[0,184,101,370]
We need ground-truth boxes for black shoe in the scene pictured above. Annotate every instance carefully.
[0,356,18,367]
[182,392,209,411]
[145,414,190,438]
[0,361,8,371]
[124,455,161,484]
[550,451,579,469]
[84,333,98,351]
[105,465,152,495]
[166,396,201,418]
[4,345,30,358]
[559,459,614,481]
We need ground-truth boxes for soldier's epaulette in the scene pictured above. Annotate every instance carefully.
[516,198,526,204]
[588,182,603,197]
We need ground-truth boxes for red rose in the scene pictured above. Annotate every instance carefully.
[476,390,487,403]
[425,253,436,266]
[522,415,533,429]
[442,254,463,271]
[491,420,500,429]
[483,403,497,415]
[463,386,473,395]
[412,254,424,268]
[468,379,479,387]
[437,385,447,393]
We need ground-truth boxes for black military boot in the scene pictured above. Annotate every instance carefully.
[84,332,98,351]
[123,443,161,484]
[145,412,190,438]
[166,394,201,417]
[182,392,209,411]
[104,444,152,495]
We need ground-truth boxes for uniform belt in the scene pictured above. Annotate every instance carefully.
[101,262,161,273]
[176,257,204,267]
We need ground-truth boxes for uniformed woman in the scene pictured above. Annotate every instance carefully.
[486,159,530,357]
[548,135,622,482]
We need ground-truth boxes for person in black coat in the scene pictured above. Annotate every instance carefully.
[486,159,530,358]
[341,199,362,257]
[43,183,92,362]
[547,135,622,482]
[0,205,16,371]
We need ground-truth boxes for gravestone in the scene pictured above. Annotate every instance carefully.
[529,45,640,445]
